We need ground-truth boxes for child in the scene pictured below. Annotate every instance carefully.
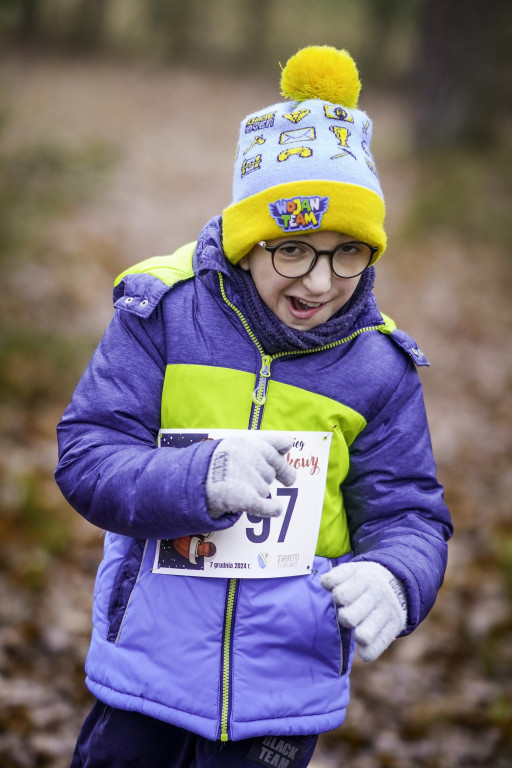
[56,46,452,768]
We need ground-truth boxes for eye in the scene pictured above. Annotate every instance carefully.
[276,242,309,258]
[338,242,362,255]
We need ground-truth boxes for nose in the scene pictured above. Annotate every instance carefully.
[302,255,333,294]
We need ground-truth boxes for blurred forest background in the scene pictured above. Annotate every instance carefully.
[0,0,511,766]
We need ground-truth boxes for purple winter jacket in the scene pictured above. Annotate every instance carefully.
[55,216,452,741]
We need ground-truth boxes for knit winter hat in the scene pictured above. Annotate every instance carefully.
[222,46,386,265]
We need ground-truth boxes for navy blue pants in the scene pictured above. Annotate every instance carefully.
[71,700,318,768]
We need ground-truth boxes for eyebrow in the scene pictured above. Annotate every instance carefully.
[267,235,352,246]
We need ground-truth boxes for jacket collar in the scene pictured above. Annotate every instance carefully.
[193,215,229,276]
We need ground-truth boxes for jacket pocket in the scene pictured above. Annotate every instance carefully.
[338,623,354,676]
[106,538,146,642]
[320,555,356,676]
[326,589,353,676]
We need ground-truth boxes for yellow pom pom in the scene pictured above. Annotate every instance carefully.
[280,45,361,108]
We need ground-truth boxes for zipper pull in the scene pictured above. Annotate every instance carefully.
[252,355,272,406]
[260,355,272,378]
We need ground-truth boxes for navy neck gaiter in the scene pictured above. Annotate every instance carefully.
[225,261,376,355]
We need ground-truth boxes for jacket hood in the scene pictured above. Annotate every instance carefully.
[193,215,229,276]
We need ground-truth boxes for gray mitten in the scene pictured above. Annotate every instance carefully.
[321,561,408,662]
[206,434,296,519]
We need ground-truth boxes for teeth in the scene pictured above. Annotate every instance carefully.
[296,298,321,309]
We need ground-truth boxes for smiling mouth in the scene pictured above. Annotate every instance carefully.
[288,296,326,312]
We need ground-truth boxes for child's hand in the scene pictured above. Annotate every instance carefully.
[321,561,408,662]
[206,434,296,519]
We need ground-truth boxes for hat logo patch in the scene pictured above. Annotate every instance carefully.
[269,196,329,232]
[279,127,316,144]
[283,108,310,124]
[243,135,265,155]
[324,104,354,123]
[245,112,276,133]
[241,154,262,177]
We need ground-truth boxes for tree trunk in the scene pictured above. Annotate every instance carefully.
[16,0,43,42]
[239,0,274,70]
[147,0,198,62]
[414,0,510,150]
[70,0,109,50]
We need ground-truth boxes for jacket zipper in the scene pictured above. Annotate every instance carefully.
[217,272,269,740]
[216,271,386,740]
[220,578,238,741]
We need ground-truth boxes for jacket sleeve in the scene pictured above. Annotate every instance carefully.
[342,359,453,633]
[55,300,239,539]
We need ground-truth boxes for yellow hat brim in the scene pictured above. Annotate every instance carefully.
[223,180,386,265]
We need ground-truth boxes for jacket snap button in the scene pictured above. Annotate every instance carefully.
[140,299,149,307]
[124,297,134,304]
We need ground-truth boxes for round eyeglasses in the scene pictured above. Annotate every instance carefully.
[259,239,377,280]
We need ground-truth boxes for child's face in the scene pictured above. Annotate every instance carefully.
[239,231,364,330]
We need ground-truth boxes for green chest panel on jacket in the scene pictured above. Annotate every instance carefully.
[162,363,366,559]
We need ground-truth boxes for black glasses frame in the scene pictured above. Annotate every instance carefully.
[259,240,377,279]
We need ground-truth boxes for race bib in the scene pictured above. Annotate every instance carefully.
[153,429,331,578]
